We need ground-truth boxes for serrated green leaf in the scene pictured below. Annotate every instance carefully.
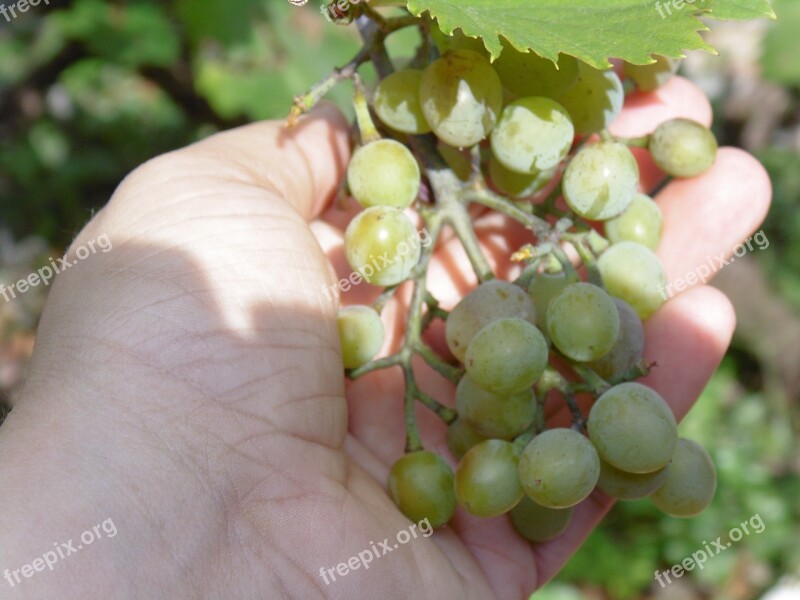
[706,0,776,20]
[406,0,717,68]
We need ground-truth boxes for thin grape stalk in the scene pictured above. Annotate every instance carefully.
[287,10,718,531]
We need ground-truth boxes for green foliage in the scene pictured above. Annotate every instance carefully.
[761,0,800,85]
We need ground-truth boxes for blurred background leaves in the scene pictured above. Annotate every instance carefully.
[0,1,798,598]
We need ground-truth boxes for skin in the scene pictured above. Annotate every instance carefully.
[0,76,771,599]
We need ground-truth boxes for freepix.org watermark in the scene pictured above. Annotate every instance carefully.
[318,518,433,585]
[3,518,118,588]
[654,512,766,588]
[0,233,112,304]
[658,229,769,300]
[321,227,432,302]
[655,0,707,19]
[0,0,49,23]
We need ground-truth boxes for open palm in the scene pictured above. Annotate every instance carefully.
[0,77,769,600]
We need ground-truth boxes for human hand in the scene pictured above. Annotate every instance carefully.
[0,76,770,599]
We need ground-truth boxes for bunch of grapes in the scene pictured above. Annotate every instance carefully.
[299,12,719,542]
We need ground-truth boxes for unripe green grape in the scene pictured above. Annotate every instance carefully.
[604,193,663,251]
[388,451,456,527]
[493,44,579,99]
[597,459,669,500]
[465,318,549,395]
[437,142,472,181]
[489,158,554,198]
[649,118,718,178]
[651,438,717,517]
[490,97,574,173]
[446,418,489,461]
[344,206,421,287]
[528,271,569,331]
[597,241,667,319]
[337,306,384,369]
[623,56,678,92]
[518,428,600,509]
[557,64,624,135]
[455,439,524,517]
[587,382,677,473]
[446,280,537,362]
[373,69,431,135]
[546,282,620,362]
[510,496,574,542]
[563,141,639,221]
[456,375,535,439]
[419,49,503,148]
[347,139,421,209]
[430,27,489,59]
[586,298,644,380]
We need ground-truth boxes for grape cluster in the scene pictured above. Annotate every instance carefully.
[325,29,720,540]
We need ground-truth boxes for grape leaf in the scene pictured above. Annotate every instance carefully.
[406,0,774,67]
[706,0,776,20]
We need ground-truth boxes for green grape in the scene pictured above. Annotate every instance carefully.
[649,118,718,178]
[337,306,384,369]
[587,382,677,473]
[388,451,456,527]
[563,141,639,221]
[490,97,574,173]
[604,193,663,251]
[557,63,624,135]
[509,496,574,542]
[437,142,472,181]
[373,69,431,135]
[431,27,490,59]
[456,375,535,439]
[528,271,569,330]
[455,439,524,518]
[344,206,421,287]
[347,139,421,209]
[651,438,717,518]
[465,318,549,395]
[586,298,644,380]
[597,241,667,319]
[419,49,503,148]
[493,43,580,99]
[623,56,678,92]
[489,158,554,199]
[446,418,489,461]
[518,428,600,509]
[546,282,620,362]
[446,280,537,362]
[597,459,669,500]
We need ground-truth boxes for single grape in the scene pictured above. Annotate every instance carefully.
[419,49,503,148]
[455,440,524,518]
[344,206,421,287]
[373,69,431,135]
[563,141,639,221]
[557,64,624,135]
[493,43,579,99]
[437,142,472,181]
[347,139,420,209]
[518,428,600,509]
[604,193,663,251]
[587,382,678,473]
[388,451,456,527]
[446,280,537,362]
[509,496,574,542]
[456,375,536,439]
[596,459,670,500]
[586,298,644,380]
[337,306,384,369]
[623,56,678,92]
[528,271,569,331]
[465,318,549,395]
[651,438,717,517]
[546,282,620,362]
[446,418,489,461]
[597,241,667,319]
[430,27,490,58]
[489,158,554,199]
[490,97,574,173]
[649,118,718,178]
